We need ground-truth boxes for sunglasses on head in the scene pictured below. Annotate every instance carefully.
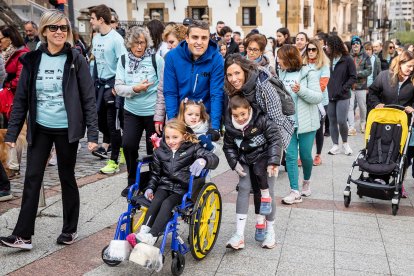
[46,25,69,32]
[307,47,317,52]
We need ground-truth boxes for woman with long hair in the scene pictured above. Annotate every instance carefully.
[325,35,357,156]
[378,40,397,71]
[277,45,323,203]
[295,32,309,57]
[302,39,330,166]
[0,10,98,249]
[146,19,166,57]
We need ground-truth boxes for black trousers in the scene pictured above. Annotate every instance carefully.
[316,105,329,154]
[143,189,182,236]
[122,110,155,186]
[0,161,10,191]
[13,125,79,238]
[97,90,121,162]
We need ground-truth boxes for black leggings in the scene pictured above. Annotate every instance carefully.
[0,161,10,191]
[122,110,155,186]
[143,189,182,236]
[98,99,121,162]
[315,106,328,155]
[13,125,79,238]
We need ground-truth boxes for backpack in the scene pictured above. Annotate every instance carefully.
[120,54,158,78]
[266,76,295,116]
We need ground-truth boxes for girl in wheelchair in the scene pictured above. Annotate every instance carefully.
[223,95,282,249]
[128,119,219,246]
[177,98,216,152]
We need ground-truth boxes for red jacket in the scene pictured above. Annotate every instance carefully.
[4,46,30,93]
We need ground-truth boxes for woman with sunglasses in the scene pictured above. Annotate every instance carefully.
[0,10,98,249]
[303,39,330,167]
[277,45,323,204]
[378,41,397,71]
[245,34,276,76]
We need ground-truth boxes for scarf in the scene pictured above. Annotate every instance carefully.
[188,120,209,136]
[2,44,17,63]
[308,58,317,64]
[128,48,154,71]
[232,108,253,131]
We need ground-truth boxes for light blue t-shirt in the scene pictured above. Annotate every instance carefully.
[115,53,164,116]
[92,29,126,80]
[279,70,301,127]
[308,63,330,106]
[36,53,68,128]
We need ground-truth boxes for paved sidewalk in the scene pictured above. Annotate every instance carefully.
[2,129,414,275]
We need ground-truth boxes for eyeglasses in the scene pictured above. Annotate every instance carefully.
[46,25,69,32]
[389,46,395,49]
[110,20,117,24]
[307,47,317,52]
[247,47,260,53]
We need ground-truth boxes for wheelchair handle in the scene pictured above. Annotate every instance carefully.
[383,104,406,111]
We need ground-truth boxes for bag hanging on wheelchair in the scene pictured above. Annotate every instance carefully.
[129,243,163,272]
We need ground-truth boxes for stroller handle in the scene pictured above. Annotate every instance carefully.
[383,104,406,111]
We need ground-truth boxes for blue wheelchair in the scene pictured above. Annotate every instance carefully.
[101,155,222,275]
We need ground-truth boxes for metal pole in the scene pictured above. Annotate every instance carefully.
[285,0,288,28]
[68,0,75,27]
[328,0,331,33]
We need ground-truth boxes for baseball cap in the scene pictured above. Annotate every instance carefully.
[183,18,193,26]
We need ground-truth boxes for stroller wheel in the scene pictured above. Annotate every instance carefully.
[392,204,399,216]
[101,245,122,267]
[344,193,351,208]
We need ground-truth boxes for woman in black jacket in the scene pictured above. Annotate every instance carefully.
[130,119,218,246]
[0,10,98,250]
[326,35,357,156]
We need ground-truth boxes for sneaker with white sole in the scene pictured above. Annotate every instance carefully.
[301,180,311,197]
[282,190,302,205]
[1,235,32,250]
[262,231,276,249]
[226,233,245,250]
[328,144,341,155]
[348,128,357,136]
[343,143,353,156]
[57,232,78,245]
[0,190,13,202]
[100,160,120,174]
[136,232,157,246]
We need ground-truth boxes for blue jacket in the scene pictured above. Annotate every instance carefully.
[163,40,224,129]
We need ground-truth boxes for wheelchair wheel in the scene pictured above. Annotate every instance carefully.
[130,207,147,234]
[189,182,222,260]
[171,251,185,276]
[101,245,122,267]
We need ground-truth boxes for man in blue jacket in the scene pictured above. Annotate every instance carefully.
[163,20,224,141]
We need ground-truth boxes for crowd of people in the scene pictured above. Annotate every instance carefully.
[1,4,414,255]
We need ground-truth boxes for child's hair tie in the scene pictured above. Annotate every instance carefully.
[197,99,203,104]
[184,97,189,104]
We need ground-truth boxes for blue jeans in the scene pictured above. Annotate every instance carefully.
[286,129,316,191]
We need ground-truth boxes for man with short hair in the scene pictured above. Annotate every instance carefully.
[347,36,372,136]
[23,21,40,51]
[90,4,127,174]
[372,40,382,56]
[233,31,242,44]
[163,20,224,141]
[210,20,225,43]
[110,12,125,38]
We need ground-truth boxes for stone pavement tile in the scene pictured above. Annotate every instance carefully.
[224,240,282,260]
[388,256,414,275]
[334,211,378,228]
[85,263,153,276]
[287,218,334,236]
[383,242,414,261]
[181,269,216,276]
[289,208,333,223]
[276,263,334,276]
[335,236,386,256]
[381,229,414,246]
[284,230,334,251]
[279,245,334,268]
[335,268,390,276]
[217,253,278,276]
[183,252,223,272]
[334,251,390,274]
[377,216,414,234]
[334,223,382,241]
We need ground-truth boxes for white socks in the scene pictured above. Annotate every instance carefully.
[256,214,265,225]
[261,189,270,198]
[236,214,247,236]
[266,220,275,232]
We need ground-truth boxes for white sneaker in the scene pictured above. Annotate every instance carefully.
[282,190,302,205]
[139,225,151,234]
[360,123,366,133]
[136,232,157,246]
[226,233,245,250]
[262,230,276,249]
[328,144,341,155]
[348,128,357,136]
[301,180,311,197]
[343,143,353,156]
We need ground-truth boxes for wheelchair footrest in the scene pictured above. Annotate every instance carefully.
[130,195,151,208]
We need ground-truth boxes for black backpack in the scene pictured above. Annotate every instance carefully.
[265,76,295,116]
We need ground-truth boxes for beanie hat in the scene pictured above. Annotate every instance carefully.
[351,36,362,45]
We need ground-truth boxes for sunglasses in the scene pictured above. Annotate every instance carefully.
[389,46,395,49]
[167,40,176,44]
[46,25,69,32]
[307,47,317,52]
[110,20,117,24]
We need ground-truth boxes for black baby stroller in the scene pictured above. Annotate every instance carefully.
[344,105,413,215]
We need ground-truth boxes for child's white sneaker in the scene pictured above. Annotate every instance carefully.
[261,231,276,249]
[136,232,157,246]
[226,233,245,250]
[139,225,151,234]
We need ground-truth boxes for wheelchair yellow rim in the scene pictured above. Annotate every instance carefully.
[130,206,147,234]
[190,183,222,260]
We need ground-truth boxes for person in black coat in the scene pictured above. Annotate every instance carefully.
[132,119,219,245]
[219,26,240,56]
[0,11,98,250]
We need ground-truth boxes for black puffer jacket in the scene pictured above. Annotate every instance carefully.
[146,140,219,195]
[327,55,357,101]
[223,108,282,169]
[378,51,397,71]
